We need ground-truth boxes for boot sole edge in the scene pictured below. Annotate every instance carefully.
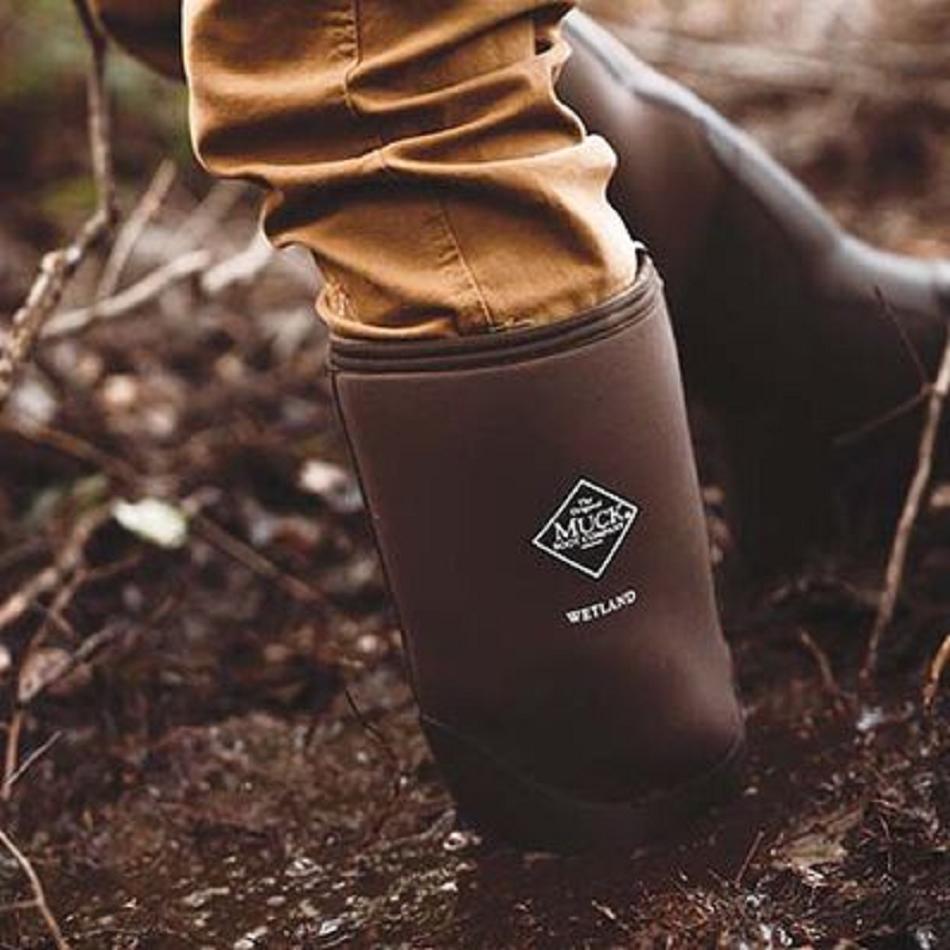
[423,715,746,855]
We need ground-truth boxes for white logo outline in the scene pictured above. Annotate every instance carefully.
[531,477,640,580]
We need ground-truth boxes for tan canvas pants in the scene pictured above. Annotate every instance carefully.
[92,1,639,339]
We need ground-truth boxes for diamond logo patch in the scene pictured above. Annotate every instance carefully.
[532,478,639,580]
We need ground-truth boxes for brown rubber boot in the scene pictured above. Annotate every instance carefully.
[330,255,744,853]
[560,12,949,574]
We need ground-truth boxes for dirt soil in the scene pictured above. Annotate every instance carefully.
[0,19,949,950]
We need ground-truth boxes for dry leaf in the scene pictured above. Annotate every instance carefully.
[113,498,189,549]
[18,647,72,703]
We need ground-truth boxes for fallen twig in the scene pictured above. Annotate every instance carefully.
[95,158,177,302]
[862,332,950,684]
[32,583,83,645]
[44,250,212,339]
[0,418,139,486]
[200,232,276,297]
[343,683,407,843]
[4,732,62,795]
[874,288,931,390]
[735,828,765,888]
[172,181,248,247]
[0,506,110,636]
[1,511,105,802]
[836,289,935,447]
[1,712,23,803]
[796,628,849,713]
[4,598,170,800]
[834,389,929,448]
[17,622,131,706]
[45,232,286,340]
[192,513,329,608]
[0,0,117,408]
[923,632,950,714]
[0,826,70,949]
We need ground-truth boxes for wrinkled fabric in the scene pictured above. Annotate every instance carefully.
[91,1,639,338]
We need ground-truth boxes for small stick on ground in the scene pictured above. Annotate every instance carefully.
[1,711,24,802]
[873,287,931,389]
[343,684,406,842]
[0,0,117,408]
[0,826,70,949]
[836,289,932,446]
[797,628,849,713]
[17,622,131,706]
[923,632,950,714]
[4,612,162,800]
[836,289,933,446]
[834,389,929,448]
[862,332,950,685]
[192,513,329,608]
[0,418,139,487]
[735,828,766,888]
[4,731,62,795]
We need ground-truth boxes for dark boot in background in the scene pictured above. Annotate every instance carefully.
[561,12,949,576]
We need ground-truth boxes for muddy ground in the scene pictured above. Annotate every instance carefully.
[0,9,949,949]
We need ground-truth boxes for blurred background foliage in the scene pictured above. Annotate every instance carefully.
[1,0,186,140]
[1,0,188,247]
[1,0,947,251]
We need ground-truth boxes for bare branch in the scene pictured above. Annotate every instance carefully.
[18,622,130,706]
[0,218,112,407]
[862,333,950,684]
[796,628,849,713]
[201,232,276,297]
[0,419,139,486]
[0,0,117,408]
[173,181,249,247]
[734,828,765,888]
[95,159,177,302]
[44,250,213,340]
[0,507,109,636]
[70,0,116,218]
[192,513,329,608]
[923,632,950,714]
[4,732,62,796]
[873,288,931,391]
[834,389,929,448]
[0,826,70,949]
[1,421,327,613]
[1,712,23,804]
[46,232,282,340]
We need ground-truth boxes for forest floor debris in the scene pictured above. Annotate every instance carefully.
[0,6,948,946]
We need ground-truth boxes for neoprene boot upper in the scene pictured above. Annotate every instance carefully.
[331,257,745,852]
